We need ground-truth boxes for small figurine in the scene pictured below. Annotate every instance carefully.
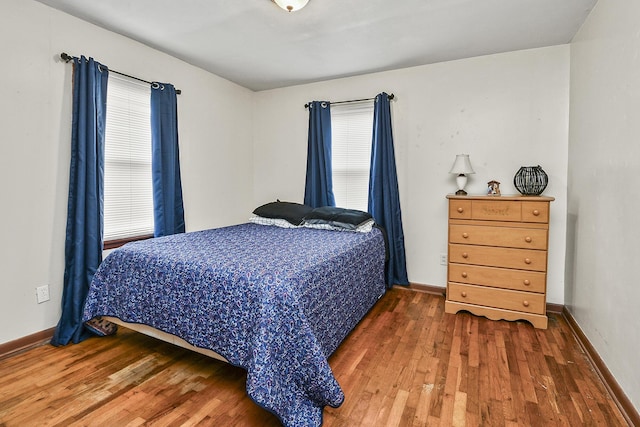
[487,180,501,196]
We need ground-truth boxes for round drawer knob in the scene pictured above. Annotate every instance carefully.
[461,292,467,298]
[462,252,469,259]
[457,207,464,213]
[523,279,531,286]
[525,236,532,243]
[523,300,530,307]
[524,258,531,264]
[462,232,469,239]
[533,209,540,216]
[461,272,468,278]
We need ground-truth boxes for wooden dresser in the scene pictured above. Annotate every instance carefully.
[445,195,554,329]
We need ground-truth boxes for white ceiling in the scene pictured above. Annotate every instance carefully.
[36,0,597,91]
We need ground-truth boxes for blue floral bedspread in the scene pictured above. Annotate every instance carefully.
[83,223,386,426]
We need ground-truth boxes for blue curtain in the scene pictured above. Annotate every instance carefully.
[304,101,335,208]
[151,82,185,237]
[51,57,109,346]
[368,93,409,286]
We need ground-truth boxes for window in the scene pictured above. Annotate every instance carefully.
[103,74,154,243]
[331,101,374,212]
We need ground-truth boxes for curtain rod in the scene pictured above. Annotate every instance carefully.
[304,93,394,109]
[60,52,182,95]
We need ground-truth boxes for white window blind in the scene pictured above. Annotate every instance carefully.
[103,74,154,241]
[331,101,374,212]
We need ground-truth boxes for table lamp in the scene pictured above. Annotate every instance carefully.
[449,154,475,195]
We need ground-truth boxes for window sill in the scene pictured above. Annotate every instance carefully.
[104,234,154,250]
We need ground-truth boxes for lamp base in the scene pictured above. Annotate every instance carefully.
[455,174,469,196]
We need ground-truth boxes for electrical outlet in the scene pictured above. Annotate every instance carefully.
[36,285,50,304]
[439,253,448,266]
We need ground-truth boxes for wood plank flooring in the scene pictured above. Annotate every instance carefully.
[0,288,629,426]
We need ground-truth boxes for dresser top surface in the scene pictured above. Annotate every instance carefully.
[447,194,555,202]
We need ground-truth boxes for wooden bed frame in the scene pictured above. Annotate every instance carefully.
[103,316,228,362]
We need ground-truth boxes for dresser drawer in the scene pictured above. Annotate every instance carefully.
[449,224,548,250]
[449,199,472,219]
[448,282,545,315]
[449,243,547,271]
[522,201,550,223]
[448,263,546,293]
[471,200,521,221]
[465,199,550,223]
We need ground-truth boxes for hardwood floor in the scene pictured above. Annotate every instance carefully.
[0,288,629,426]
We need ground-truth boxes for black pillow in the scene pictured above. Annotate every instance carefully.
[303,206,373,230]
[253,201,313,226]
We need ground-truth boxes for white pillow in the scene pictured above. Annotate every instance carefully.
[249,215,298,228]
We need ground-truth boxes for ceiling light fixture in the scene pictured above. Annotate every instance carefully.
[272,0,309,12]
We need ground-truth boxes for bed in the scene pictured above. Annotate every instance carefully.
[82,214,386,427]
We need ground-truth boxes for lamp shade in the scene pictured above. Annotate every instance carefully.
[449,154,475,175]
[273,0,309,12]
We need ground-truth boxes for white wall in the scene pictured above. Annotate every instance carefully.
[568,0,640,410]
[0,0,254,345]
[254,46,569,302]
